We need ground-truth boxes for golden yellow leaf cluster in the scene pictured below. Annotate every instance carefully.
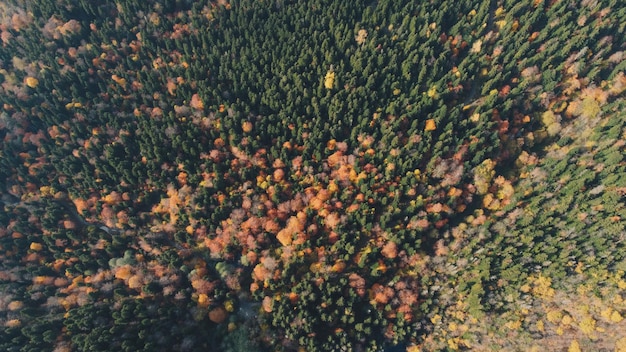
[424,119,437,132]
[25,76,38,88]
[531,275,555,298]
[568,340,581,352]
[355,29,368,45]
[578,316,596,335]
[324,70,335,89]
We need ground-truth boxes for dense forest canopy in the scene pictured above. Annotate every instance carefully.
[0,0,625,350]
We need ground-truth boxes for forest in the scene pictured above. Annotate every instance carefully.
[0,0,625,351]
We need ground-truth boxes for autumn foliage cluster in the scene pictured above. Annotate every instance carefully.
[0,0,625,351]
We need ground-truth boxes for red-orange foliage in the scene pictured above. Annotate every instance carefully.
[276,212,307,246]
[62,219,77,229]
[327,231,339,244]
[434,239,449,256]
[209,306,228,323]
[177,171,188,185]
[309,196,324,210]
[10,10,32,31]
[242,121,253,133]
[381,241,398,259]
[47,125,62,139]
[54,277,69,287]
[100,205,116,228]
[190,93,204,110]
[499,84,511,97]
[324,212,341,229]
[276,229,293,246]
[24,252,40,262]
[273,168,285,182]
[114,265,132,281]
[397,287,418,306]
[246,251,258,265]
[241,197,252,210]
[287,292,299,304]
[170,23,195,40]
[291,155,303,169]
[33,276,55,285]
[71,198,89,216]
[253,263,271,281]
[116,211,129,226]
[331,261,346,273]
[127,274,143,289]
[371,283,394,305]
[426,202,444,213]
[103,191,122,205]
[204,236,224,258]
[262,296,273,313]
[166,79,177,95]
[349,273,366,297]
[241,216,262,232]
[327,151,343,167]
[191,277,215,295]
[408,218,429,230]
[264,219,280,233]
[1,30,12,44]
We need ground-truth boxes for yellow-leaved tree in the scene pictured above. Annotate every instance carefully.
[324,70,335,89]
